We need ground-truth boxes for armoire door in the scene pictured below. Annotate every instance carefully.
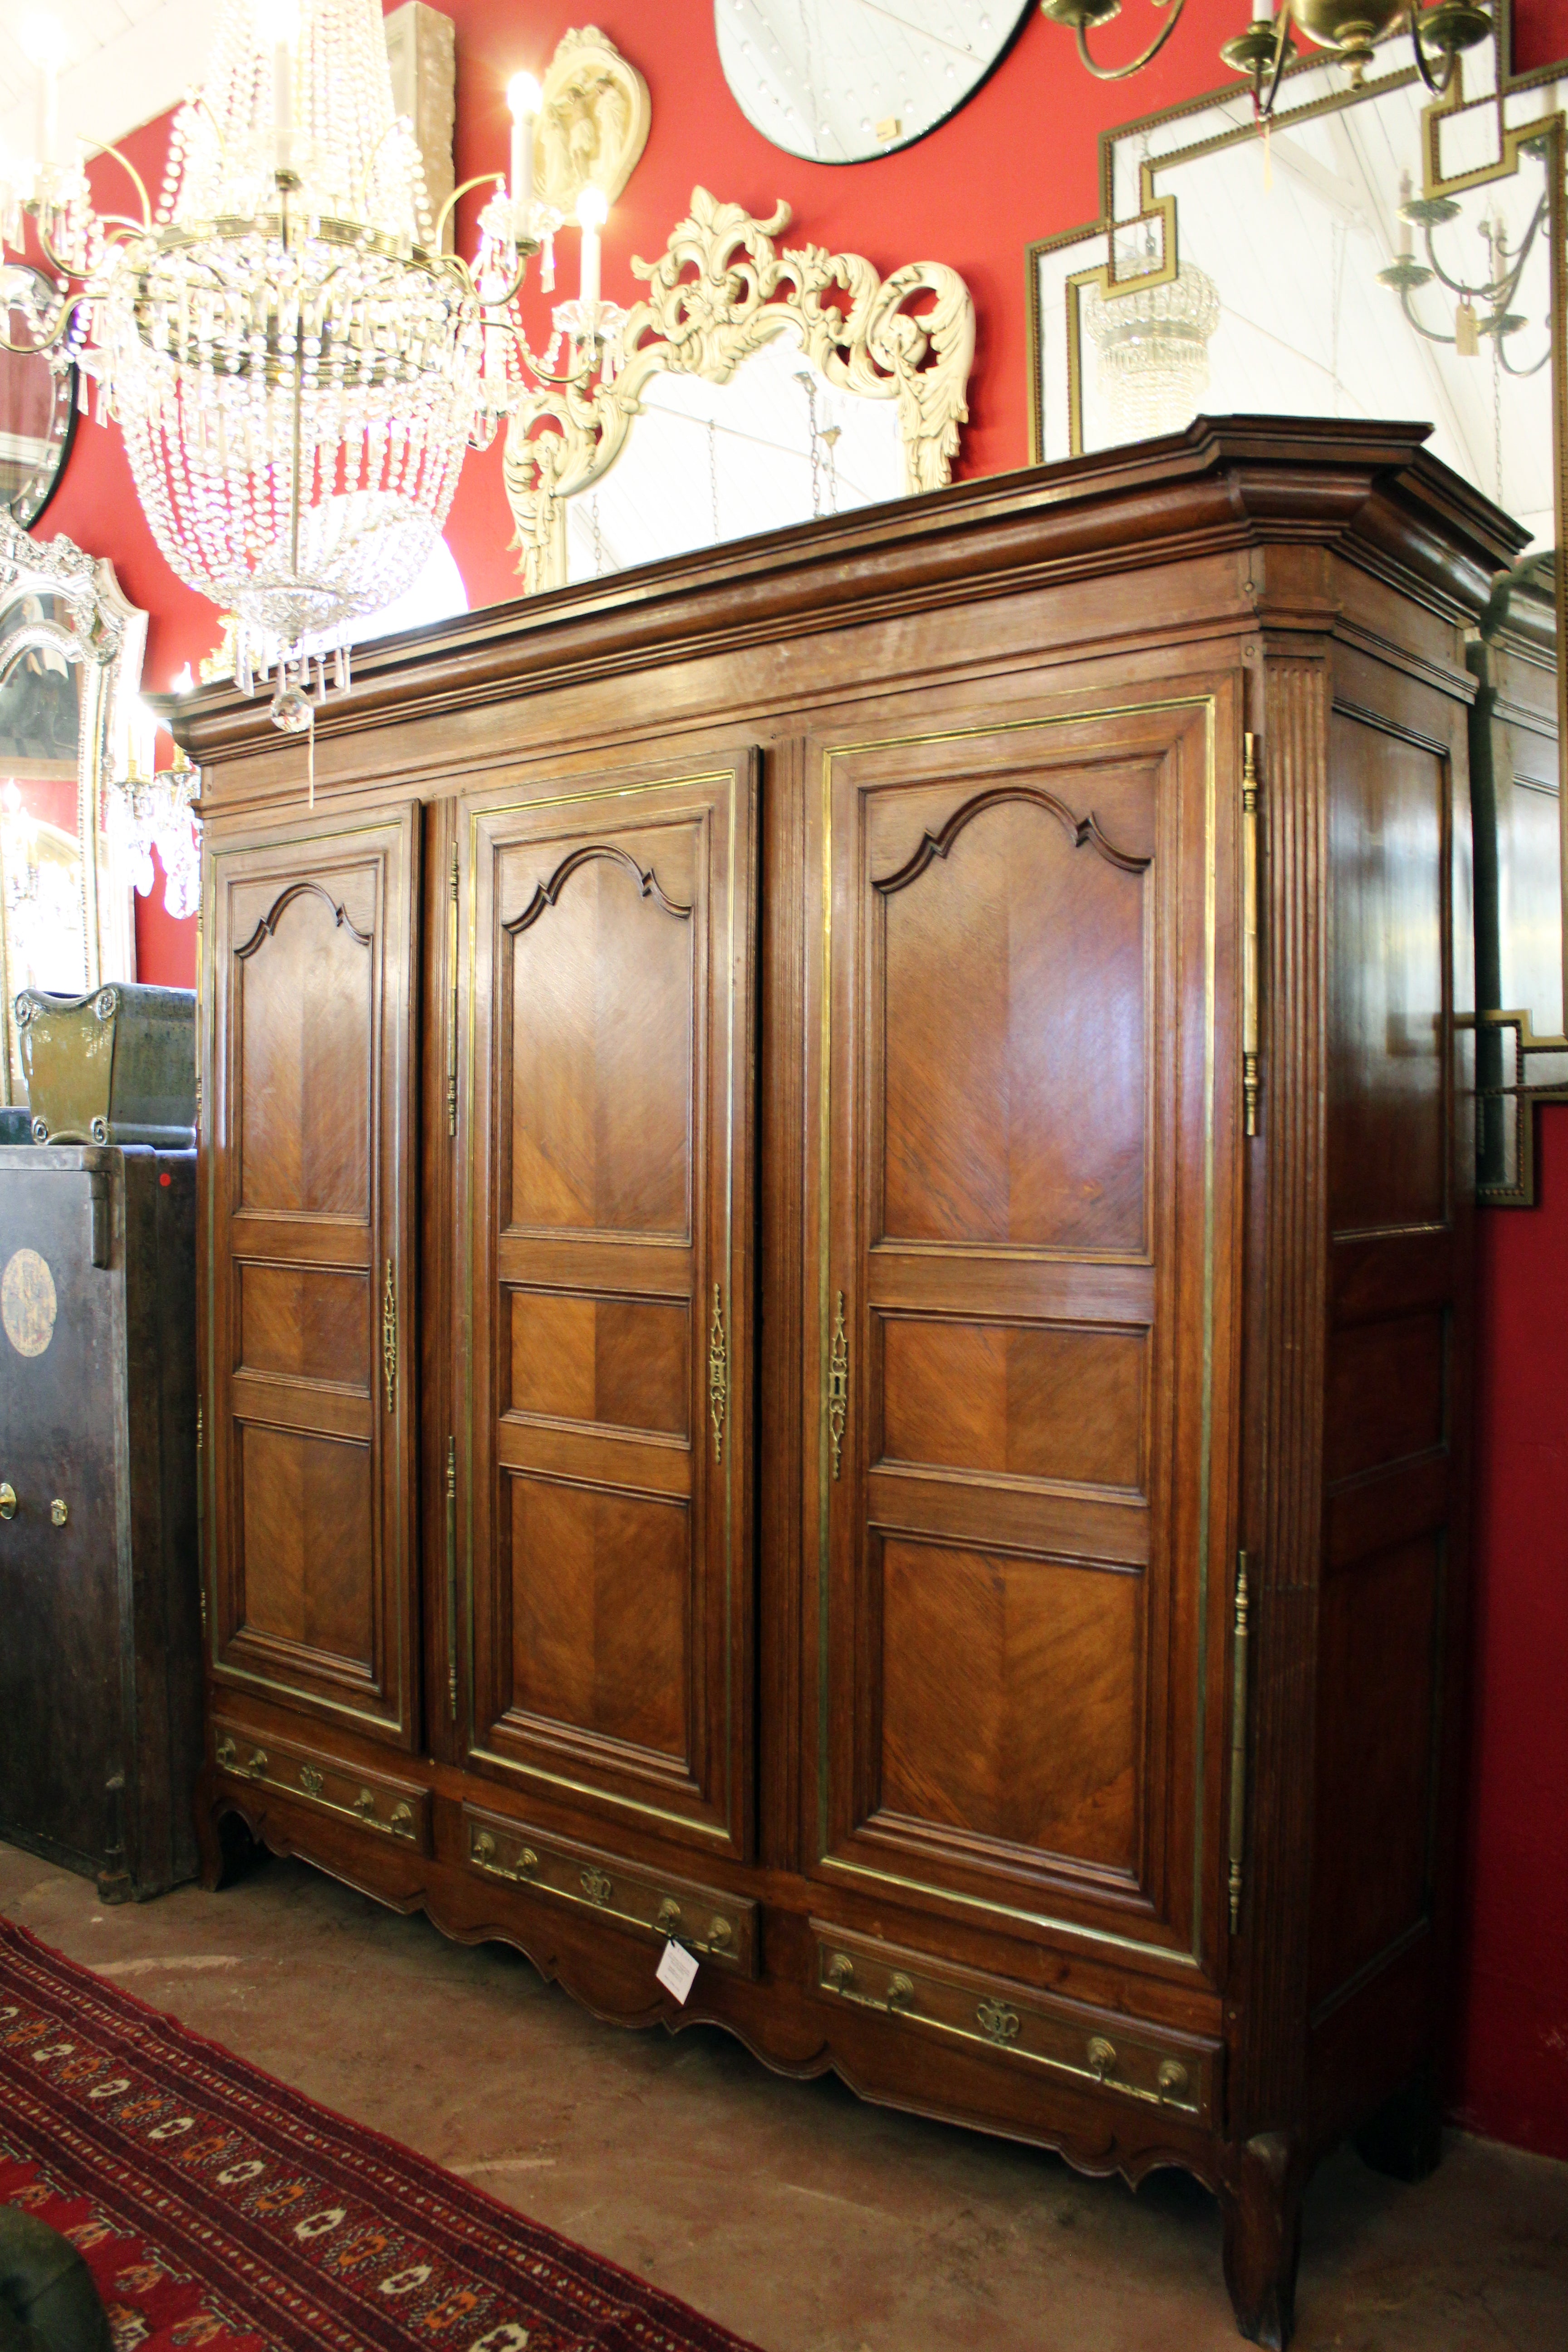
[462,756,755,1857]
[204,808,419,1745]
[812,689,1237,1969]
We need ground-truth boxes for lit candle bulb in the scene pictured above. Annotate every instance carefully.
[1397,169,1413,260]
[261,0,300,177]
[22,15,68,175]
[577,184,607,330]
[506,73,540,242]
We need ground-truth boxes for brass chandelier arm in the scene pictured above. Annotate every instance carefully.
[1072,0,1188,81]
[431,172,506,253]
[0,289,85,356]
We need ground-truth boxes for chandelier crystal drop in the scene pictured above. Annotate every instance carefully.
[4,0,612,733]
[1082,263,1222,444]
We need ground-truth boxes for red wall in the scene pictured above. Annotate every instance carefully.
[39,0,1568,2157]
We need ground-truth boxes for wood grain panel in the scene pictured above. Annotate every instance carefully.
[236,1423,374,1669]
[1310,1537,1440,2007]
[879,789,1151,1254]
[880,1316,1145,1490]
[507,1287,688,1435]
[818,692,1227,1955]
[1328,716,1448,1236]
[236,883,374,1219]
[1324,1312,1445,1485]
[239,1264,370,1389]
[206,815,417,1741]
[877,1538,1141,1874]
[505,1475,690,1764]
[502,833,695,1238]
[466,760,755,1849]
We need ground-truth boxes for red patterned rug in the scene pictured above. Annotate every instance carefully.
[0,1917,760,2352]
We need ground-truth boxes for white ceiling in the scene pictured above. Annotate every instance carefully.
[0,0,219,174]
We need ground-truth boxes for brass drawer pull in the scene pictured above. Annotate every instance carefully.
[0,1483,15,1520]
[466,1811,753,1970]
[826,1952,916,2015]
[50,1499,68,1528]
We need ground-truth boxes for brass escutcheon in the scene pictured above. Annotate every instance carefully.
[976,1998,1021,2046]
[0,1483,15,1521]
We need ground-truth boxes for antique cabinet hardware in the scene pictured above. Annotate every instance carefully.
[0,1483,15,1520]
[196,1401,207,1637]
[814,1928,1215,2121]
[1229,1549,1252,1933]
[464,1806,757,1971]
[708,1282,728,1463]
[445,1435,459,1724]
[382,1258,397,1412]
[212,1724,429,1847]
[447,839,460,1138]
[825,1952,916,2012]
[49,1499,68,1527]
[1241,731,1261,1137]
[828,1290,849,1479]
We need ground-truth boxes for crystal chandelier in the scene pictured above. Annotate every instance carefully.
[0,1,615,736]
[1082,264,1222,444]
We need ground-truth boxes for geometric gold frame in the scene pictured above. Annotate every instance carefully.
[1028,2,1568,1189]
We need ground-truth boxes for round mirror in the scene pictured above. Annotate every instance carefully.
[0,266,77,529]
[716,0,1032,164]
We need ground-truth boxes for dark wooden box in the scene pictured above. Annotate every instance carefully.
[0,1144,202,1897]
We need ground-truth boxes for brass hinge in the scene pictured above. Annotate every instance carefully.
[445,1434,458,1725]
[708,1283,728,1463]
[1228,1549,1252,1934]
[828,1291,849,1480]
[447,840,460,1138]
[1242,732,1261,1138]
[195,1399,207,1637]
[382,1258,397,1412]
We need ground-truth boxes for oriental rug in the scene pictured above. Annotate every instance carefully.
[0,1917,760,2352]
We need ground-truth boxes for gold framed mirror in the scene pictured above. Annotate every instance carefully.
[1029,3,1566,1199]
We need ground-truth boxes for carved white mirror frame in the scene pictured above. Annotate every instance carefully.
[503,187,976,595]
[0,513,146,1105]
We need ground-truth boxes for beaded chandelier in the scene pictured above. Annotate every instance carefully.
[1082,265,1222,446]
[1,0,575,731]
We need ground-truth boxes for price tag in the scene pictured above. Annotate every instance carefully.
[656,1939,699,2004]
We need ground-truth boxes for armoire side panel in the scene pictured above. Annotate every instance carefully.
[463,758,756,1855]
[205,813,419,1744]
[1311,689,1466,2031]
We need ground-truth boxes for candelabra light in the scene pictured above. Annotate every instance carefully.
[1036,0,1493,108]
[0,2,626,740]
[1377,146,1552,377]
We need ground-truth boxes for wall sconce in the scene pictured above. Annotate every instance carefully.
[1038,0,1188,82]
[1220,2,1493,122]
[1037,0,1492,103]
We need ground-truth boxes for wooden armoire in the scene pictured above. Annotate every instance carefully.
[182,418,1520,2348]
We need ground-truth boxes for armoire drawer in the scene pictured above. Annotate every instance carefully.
[812,1923,1220,2127]
[462,1803,758,1975]
[211,1720,432,1853]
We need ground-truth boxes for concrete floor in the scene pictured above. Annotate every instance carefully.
[1,1842,1564,2352]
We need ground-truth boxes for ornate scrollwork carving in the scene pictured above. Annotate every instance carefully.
[503,186,975,594]
[504,842,691,934]
[233,881,373,959]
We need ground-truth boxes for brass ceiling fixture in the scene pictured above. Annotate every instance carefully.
[1038,0,1493,108]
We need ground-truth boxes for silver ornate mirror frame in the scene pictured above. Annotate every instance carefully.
[503,186,976,595]
[0,513,146,1106]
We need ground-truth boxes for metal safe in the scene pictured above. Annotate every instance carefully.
[0,1145,201,1897]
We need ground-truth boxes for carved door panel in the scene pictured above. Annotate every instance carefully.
[813,692,1235,1970]
[463,758,756,1856]
[205,811,419,1744]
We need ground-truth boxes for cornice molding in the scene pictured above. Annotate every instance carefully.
[172,416,1525,771]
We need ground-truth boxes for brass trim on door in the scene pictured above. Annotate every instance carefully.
[382,1258,397,1412]
[709,1283,728,1463]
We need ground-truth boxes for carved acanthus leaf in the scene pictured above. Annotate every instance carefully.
[502,186,975,595]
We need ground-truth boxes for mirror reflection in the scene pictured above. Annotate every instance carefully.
[716,0,1031,162]
[565,334,904,582]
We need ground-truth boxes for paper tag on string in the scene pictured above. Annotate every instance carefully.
[656,1940,699,2004]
